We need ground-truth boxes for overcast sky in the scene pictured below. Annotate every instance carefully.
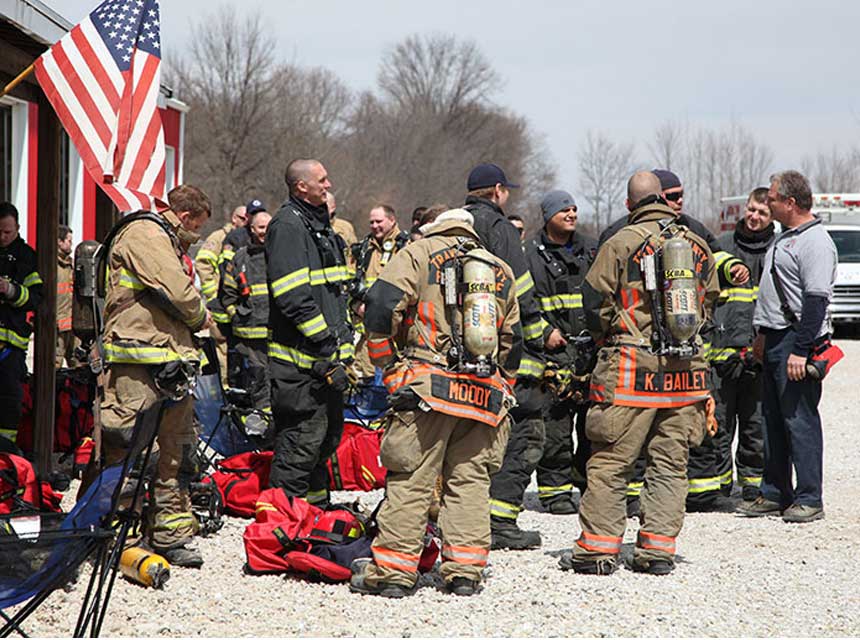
[45,0,860,199]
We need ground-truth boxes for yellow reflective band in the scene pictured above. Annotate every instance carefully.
[522,319,545,342]
[362,275,378,288]
[713,251,733,268]
[306,489,328,504]
[538,293,583,312]
[0,327,29,350]
[11,283,29,308]
[271,268,310,297]
[22,271,42,287]
[297,313,328,338]
[250,283,268,296]
[104,343,184,364]
[211,311,230,324]
[517,357,545,378]
[626,481,644,497]
[200,280,217,297]
[218,249,235,264]
[708,347,740,362]
[338,342,355,362]
[718,469,733,486]
[538,484,573,498]
[268,342,326,368]
[153,512,197,530]
[196,248,219,266]
[234,326,268,339]
[489,498,522,519]
[118,268,145,291]
[0,428,17,442]
[688,477,722,493]
[309,266,350,286]
[515,271,534,297]
[719,286,758,303]
[739,476,762,487]
[222,272,236,288]
[189,300,207,328]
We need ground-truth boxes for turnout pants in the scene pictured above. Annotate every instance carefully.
[488,380,546,522]
[0,346,25,452]
[712,368,764,494]
[760,328,824,509]
[365,410,510,588]
[56,330,79,368]
[573,402,706,565]
[269,363,343,505]
[235,338,271,412]
[210,321,230,387]
[537,400,589,505]
[101,364,199,549]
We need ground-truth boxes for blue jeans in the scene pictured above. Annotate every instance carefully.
[760,328,824,508]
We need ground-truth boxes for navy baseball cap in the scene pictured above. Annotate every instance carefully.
[652,169,681,191]
[246,199,267,216]
[467,163,520,191]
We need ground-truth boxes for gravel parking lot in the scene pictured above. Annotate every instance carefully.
[22,338,860,637]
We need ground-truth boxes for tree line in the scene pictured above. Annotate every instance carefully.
[167,7,859,238]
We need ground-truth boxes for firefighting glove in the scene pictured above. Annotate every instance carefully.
[717,353,745,381]
[311,360,350,392]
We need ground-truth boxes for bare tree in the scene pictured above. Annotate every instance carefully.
[577,130,637,230]
[650,121,773,229]
[649,119,686,172]
[802,147,860,192]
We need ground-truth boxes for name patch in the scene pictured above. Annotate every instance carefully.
[430,374,504,414]
[635,370,708,393]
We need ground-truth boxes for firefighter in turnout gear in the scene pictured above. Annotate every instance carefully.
[327,193,358,249]
[219,201,262,387]
[707,187,774,503]
[195,204,248,383]
[527,190,597,514]
[0,202,42,452]
[349,204,410,380]
[561,172,719,576]
[100,185,212,568]
[266,159,353,507]
[221,209,273,428]
[460,163,547,550]
[56,225,76,368]
[350,208,521,598]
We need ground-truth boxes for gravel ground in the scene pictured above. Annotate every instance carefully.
[17,338,860,637]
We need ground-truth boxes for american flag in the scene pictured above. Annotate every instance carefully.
[34,0,166,212]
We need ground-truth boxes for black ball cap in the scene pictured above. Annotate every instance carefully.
[467,163,520,191]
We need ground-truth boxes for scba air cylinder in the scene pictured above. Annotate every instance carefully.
[662,237,700,343]
[462,252,498,358]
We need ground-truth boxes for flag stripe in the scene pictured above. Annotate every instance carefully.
[36,53,107,168]
[51,42,112,147]
[77,19,123,96]
[70,25,120,107]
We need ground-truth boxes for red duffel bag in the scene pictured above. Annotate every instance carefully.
[0,452,63,514]
[206,451,273,518]
[327,422,386,492]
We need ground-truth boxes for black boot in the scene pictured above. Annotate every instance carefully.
[490,516,541,550]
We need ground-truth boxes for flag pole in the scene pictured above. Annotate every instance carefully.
[0,63,35,100]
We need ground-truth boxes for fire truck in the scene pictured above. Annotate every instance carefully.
[719,193,860,327]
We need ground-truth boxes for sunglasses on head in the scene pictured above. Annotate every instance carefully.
[664,191,684,202]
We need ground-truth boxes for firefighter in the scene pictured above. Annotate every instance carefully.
[560,172,719,576]
[266,158,353,507]
[327,193,358,249]
[195,204,248,384]
[56,224,76,368]
[708,187,775,503]
[349,203,410,381]
[100,185,212,568]
[221,210,273,427]
[527,190,596,514]
[601,169,749,516]
[350,208,521,598]
[0,202,42,453]
[461,163,546,550]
